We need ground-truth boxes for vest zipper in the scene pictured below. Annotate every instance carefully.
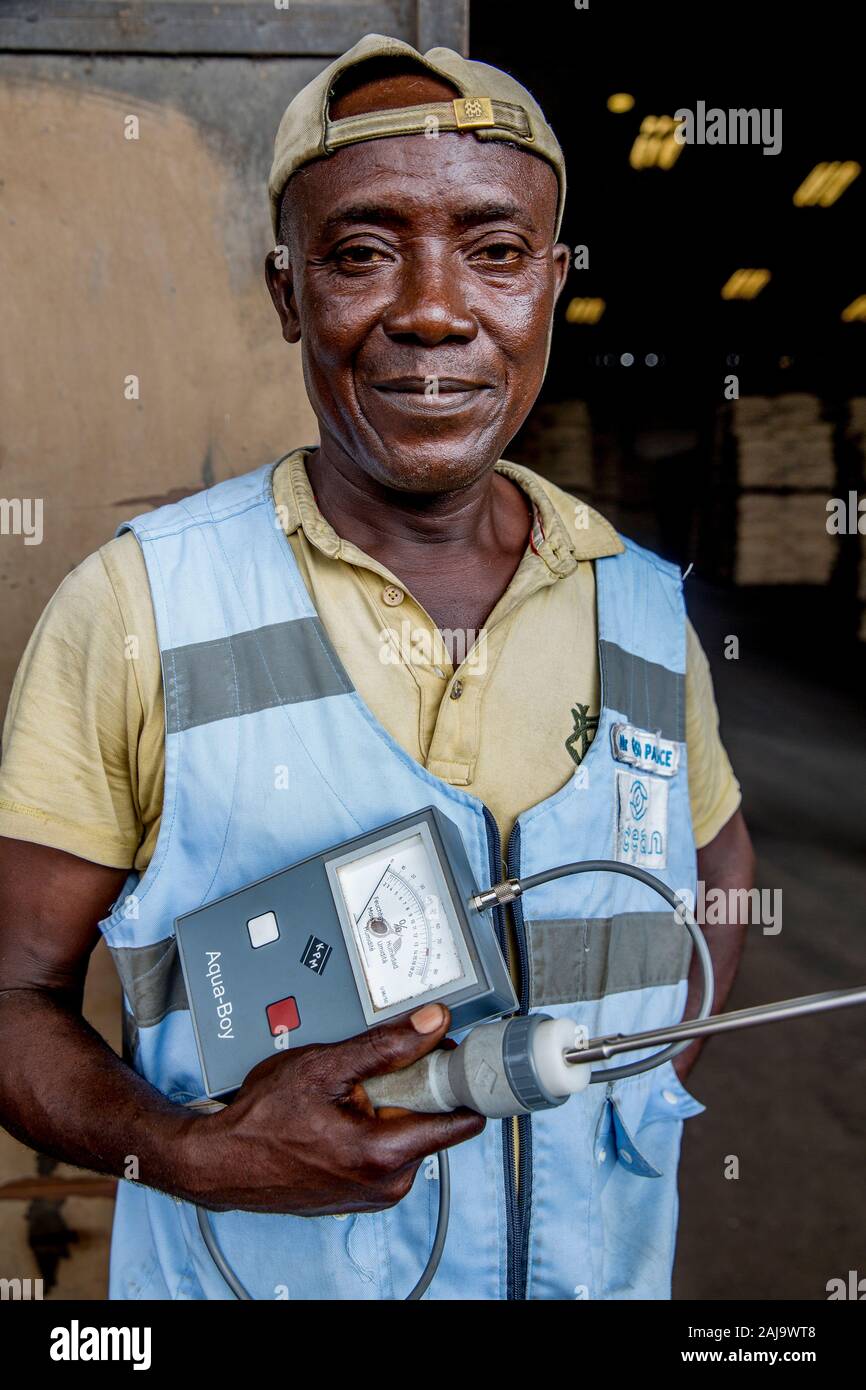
[506,820,532,1301]
[480,807,522,1301]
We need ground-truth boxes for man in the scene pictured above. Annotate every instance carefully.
[0,34,753,1300]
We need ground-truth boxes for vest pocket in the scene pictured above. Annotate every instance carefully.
[596,1065,705,1182]
[594,1069,703,1298]
[594,1089,662,1181]
[609,1097,664,1177]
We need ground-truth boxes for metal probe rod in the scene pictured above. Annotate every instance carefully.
[566,985,866,1065]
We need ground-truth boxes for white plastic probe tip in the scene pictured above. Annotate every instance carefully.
[532,1018,592,1098]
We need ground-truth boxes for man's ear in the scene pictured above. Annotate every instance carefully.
[265,247,301,344]
[551,242,572,305]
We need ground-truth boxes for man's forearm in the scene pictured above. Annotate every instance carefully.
[675,809,755,1080]
[0,987,201,1198]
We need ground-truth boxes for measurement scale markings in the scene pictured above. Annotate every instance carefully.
[389,869,431,980]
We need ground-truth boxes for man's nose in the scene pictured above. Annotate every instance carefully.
[381,245,477,345]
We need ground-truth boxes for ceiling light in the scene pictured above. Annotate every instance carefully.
[721,269,771,300]
[793,162,860,207]
[566,297,606,324]
[630,115,684,170]
[841,296,866,323]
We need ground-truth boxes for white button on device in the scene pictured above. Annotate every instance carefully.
[247,911,279,948]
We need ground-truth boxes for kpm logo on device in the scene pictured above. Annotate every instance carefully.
[301,935,332,976]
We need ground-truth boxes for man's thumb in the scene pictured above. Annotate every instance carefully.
[334,1003,450,1083]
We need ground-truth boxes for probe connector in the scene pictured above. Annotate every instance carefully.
[470,879,523,911]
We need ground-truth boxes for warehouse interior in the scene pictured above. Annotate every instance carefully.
[0,0,864,1300]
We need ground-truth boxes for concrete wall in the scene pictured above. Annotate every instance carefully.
[0,54,323,712]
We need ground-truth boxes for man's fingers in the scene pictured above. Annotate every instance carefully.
[360,1107,486,1177]
[329,1003,452,1084]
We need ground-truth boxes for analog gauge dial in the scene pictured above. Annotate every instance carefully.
[334,832,465,1011]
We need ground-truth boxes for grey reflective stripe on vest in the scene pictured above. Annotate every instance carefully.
[110,914,690,1030]
[162,617,353,734]
[599,640,685,743]
[109,937,187,1027]
[122,1009,139,1065]
[526,912,692,1008]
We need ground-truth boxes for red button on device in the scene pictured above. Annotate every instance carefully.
[267,996,300,1035]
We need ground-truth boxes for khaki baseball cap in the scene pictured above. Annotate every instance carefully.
[268,32,566,241]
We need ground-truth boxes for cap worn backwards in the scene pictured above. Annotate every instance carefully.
[268,32,567,242]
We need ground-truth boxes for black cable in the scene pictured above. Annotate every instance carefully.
[406,1150,449,1300]
[196,1149,450,1301]
[493,858,715,1082]
[196,1204,252,1300]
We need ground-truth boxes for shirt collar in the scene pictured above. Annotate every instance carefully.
[273,446,623,572]
[494,458,623,571]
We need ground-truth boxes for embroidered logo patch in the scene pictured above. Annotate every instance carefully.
[565,703,599,766]
[610,722,680,778]
[615,770,669,868]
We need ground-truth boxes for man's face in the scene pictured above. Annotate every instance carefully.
[268,129,570,494]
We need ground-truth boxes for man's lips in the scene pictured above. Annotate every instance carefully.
[366,376,495,416]
[370,376,494,393]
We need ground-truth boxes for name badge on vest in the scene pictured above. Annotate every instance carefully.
[615,770,669,869]
[610,722,680,777]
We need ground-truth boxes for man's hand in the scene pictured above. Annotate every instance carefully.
[186,1003,483,1215]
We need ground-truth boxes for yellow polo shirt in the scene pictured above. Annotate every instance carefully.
[0,449,740,871]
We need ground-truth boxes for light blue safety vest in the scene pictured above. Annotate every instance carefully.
[103,457,704,1301]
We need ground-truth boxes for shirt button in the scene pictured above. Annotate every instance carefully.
[662,1089,678,1105]
[382,585,404,607]
[450,679,464,701]
[596,1148,606,1164]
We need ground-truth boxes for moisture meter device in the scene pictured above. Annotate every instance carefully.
[175,807,517,1098]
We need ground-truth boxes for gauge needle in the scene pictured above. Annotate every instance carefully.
[356,859,394,925]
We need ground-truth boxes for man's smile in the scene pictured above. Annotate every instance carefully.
[367,375,495,415]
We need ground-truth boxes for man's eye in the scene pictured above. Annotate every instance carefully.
[473,242,522,264]
[336,245,389,265]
